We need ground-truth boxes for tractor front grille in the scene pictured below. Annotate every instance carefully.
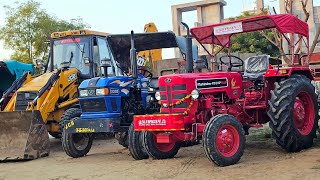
[15,92,38,111]
[80,98,107,112]
[159,84,188,113]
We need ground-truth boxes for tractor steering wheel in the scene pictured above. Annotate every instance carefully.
[138,68,153,79]
[219,55,244,71]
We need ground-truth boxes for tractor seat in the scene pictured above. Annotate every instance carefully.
[149,77,159,89]
[243,55,270,81]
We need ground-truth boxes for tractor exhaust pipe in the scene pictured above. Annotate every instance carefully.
[181,22,193,73]
[130,30,138,87]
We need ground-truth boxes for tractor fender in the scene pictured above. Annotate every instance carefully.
[265,67,314,80]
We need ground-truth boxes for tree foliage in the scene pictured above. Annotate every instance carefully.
[0,0,88,63]
[227,11,279,57]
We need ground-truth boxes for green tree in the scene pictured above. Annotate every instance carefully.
[227,11,279,57]
[0,0,88,63]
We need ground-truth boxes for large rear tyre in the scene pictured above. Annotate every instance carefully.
[128,122,149,160]
[61,108,94,158]
[143,131,180,159]
[203,114,245,167]
[268,75,318,152]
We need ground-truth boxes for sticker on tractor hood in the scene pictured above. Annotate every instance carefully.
[196,78,228,89]
[138,119,166,126]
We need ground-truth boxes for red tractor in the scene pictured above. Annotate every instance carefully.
[129,14,320,166]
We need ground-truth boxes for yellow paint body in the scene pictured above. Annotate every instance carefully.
[137,23,162,69]
[3,68,80,133]
[2,29,109,134]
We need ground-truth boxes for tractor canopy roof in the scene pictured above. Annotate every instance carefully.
[190,14,309,47]
[107,31,183,68]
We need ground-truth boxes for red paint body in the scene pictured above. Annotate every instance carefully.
[134,14,318,145]
[134,67,315,144]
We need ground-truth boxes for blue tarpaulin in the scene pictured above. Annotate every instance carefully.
[0,60,34,95]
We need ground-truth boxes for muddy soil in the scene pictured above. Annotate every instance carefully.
[0,129,320,180]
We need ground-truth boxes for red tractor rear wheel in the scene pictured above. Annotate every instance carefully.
[143,131,180,159]
[203,114,245,166]
[268,74,318,152]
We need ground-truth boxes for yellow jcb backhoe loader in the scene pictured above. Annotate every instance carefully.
[0,29,109,161]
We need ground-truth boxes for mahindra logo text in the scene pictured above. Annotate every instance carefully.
[197,81,226,86]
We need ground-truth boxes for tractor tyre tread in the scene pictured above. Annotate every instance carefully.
[143,131,180,159]
[267,74,318,152]
[61,108,93,158]
[128,123,149,160]
[203,114,245,166]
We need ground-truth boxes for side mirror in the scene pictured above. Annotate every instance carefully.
[35,59,44,68]
[83,57,91,66]
[101,58,112,67]
[100,58,112,77]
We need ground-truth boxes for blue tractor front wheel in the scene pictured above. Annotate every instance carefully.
[61,108,94,158]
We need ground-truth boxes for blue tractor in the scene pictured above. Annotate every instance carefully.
[61,31,199,159]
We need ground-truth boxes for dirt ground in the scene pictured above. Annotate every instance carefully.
[1,129,320,180]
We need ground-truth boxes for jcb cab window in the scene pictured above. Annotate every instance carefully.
[51,37,90,74]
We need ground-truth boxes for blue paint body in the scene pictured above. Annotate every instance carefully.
[79,74,149,120]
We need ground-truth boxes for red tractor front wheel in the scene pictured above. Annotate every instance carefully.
[143,131,180,159]
[268,74,319,152]
[203,114,245,167]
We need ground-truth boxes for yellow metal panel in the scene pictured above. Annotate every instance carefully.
[17,72,55,92]
[51,29,108,39]
[136,23,162,69]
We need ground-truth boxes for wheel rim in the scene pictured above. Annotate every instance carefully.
[293,91,315,136]
[216,124,240,157]
[152,134,175,152]
[72,133,90,151]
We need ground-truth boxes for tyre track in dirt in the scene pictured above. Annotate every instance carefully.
[0,132,320,180]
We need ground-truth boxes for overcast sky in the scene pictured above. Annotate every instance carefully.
[0,0,302,60]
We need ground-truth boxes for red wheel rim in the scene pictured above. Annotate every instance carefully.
[153,134,175,152]
[293,91,315,136]
[216,124,240,157]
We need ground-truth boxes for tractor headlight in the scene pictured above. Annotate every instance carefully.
[155,91,161,101]
[96,88,108,96]
[191,89,200,99]
[79,90,88,97]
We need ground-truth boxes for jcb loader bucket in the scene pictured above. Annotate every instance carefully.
[0,110,50,162]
